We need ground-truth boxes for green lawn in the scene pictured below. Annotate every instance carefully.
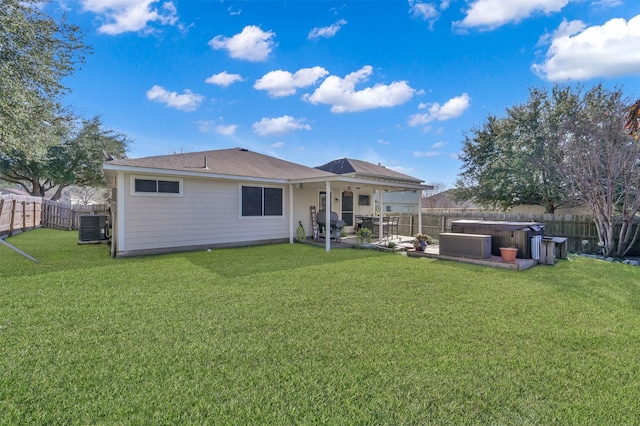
[1,229,640,425]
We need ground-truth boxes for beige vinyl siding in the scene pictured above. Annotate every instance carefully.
[290,189,319,236]
[122,174,288,252]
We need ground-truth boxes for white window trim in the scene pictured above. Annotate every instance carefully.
[238,183,285,219]
[130,175,184,197]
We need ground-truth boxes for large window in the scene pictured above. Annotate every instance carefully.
[242,185,283,217]
[131,176,182,196]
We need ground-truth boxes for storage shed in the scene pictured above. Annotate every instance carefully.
[450,220,545,259]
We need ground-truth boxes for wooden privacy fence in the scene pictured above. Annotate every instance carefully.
[1,196,110,236]
[42,200,109,230]
[394,211,640,256]
[0,195,43,237]
[2,195,638,255]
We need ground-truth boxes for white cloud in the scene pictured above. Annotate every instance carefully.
[536,18,586,46]
[205,72,243,87]
[408,93,471,126]
[254,67,329,97]
[409,1,437,20]
[198,120,213,133]
[271,142,285,148]
[146,85,204,111]
[227,6,241,16]
[208,25,276,62]
[413,151,440,157]
[303,66,415,113]
[252,116,311,136]
[308,19,347,39]
[454,0,569,30]
[216,124,238,135]
[432,141,447,148]
[592,0,622,6]
[80,0,178,35]
[533,15,640,81]
[378,139,390,145]
[408,0,449,27]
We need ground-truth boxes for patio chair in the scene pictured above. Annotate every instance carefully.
[383,216,400,239]
[387,216,400,238]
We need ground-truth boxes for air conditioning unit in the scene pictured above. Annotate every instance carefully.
[79,215,108,242]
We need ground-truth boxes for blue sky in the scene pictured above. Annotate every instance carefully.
[57,0,640,187]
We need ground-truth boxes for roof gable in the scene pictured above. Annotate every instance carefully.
[316,158,422,183]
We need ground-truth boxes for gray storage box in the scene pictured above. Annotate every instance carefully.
[439,232,492,259]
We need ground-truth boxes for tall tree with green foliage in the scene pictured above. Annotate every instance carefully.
[0,0,89,151]
[0,117,129,199]
[456,86,576,213]
[457,84,640,257]
[625,99,640,138]
[561,85,640,258]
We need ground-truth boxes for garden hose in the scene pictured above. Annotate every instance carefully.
[295,221,306,242]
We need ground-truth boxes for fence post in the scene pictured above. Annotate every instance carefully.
[21,201,26,231]
[9,200,16,236]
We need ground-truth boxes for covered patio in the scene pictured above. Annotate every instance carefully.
[288,158,433,253]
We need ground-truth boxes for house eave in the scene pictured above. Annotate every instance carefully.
[103,164,433,191]
[290,175,432,191]
[103,164,289,184]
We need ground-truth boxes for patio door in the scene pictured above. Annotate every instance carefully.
[341,191,353,226]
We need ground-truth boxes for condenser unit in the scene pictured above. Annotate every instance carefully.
[79,215,108,242]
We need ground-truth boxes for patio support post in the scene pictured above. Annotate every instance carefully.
[289,184,294,244]
[417,190,423,235]
[325,181,331,252]
[378,189,384,240]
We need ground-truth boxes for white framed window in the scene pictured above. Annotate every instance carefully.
[240,185,283,217]
[130,176,183,197]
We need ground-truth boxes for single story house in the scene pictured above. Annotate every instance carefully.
[103,147,431,257]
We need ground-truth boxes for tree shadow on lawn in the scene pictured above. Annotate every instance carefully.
[185,242,390,279]
[0,230,390,281]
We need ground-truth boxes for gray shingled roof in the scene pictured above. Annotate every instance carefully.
[105,148,335,180]
[315,158,422,183]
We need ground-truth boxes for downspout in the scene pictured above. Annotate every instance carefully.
[418,189,423,235]
[117,171,126,256]
[289,184,294,244]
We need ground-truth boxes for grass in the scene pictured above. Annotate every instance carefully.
[1,228,640,424]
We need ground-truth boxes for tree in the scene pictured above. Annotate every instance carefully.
[456,86,577,213]
[625,99,640,138]
[0,117,129,199]
[0,0,89,151]
[561,85,640,258]
[68,185,108,205]
[457,84,640,257]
